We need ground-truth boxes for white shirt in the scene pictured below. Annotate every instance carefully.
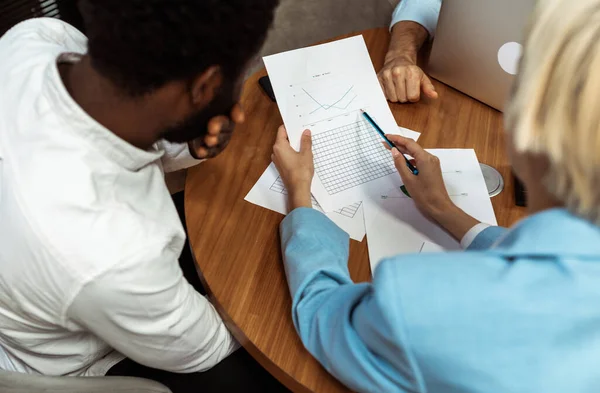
[0,18,237,377]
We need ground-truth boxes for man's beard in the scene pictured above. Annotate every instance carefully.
[160,81,238,158]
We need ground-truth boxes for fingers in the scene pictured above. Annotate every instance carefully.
[230,103,245,124]
[275,125,288,143]
[273,125,291,162]
[391,148,412,182]
[382,140,411,156]
[406,68,421,103]
[386,134,426,159]
[392,67,407,103]
[204,135,219,147]
[207,116,230,136]
[381,69,398,102]
[299,129,312,156]
[205,106,243,143]
[195,146,208,159]
[421,74,438,99]
[378,76,386,96]
[382,65,430,104]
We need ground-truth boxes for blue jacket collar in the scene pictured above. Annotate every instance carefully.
[490,208,600,258]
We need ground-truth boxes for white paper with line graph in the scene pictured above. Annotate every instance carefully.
[244,163,366,241]
[263,35,403,211]
[362,149,498,274]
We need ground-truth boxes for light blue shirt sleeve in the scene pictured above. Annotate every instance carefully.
[280,208,425,393]
[391,0,443,37]
[467,225,509,251]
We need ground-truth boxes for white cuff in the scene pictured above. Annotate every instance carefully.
[460,223,491,249]
[159,141,205,173]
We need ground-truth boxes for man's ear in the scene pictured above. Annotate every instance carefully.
[190,66,222,107]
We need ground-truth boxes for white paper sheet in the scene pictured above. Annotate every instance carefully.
[263,35,403,212]
[363,149,498,274]
[244,128,420,242]
[244,163,366,241]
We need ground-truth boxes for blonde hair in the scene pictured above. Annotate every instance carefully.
[505,0,600,223]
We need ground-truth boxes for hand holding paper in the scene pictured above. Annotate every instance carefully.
[272,126,314,209]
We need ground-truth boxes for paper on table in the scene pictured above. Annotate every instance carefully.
[244,163,366,241]
[363,149,498,274]
[397,127,421,142]
[243,128,420,242]
[263,35,403,212]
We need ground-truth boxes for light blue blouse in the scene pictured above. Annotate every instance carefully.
[280,208,600,393]
[391,0,442,37]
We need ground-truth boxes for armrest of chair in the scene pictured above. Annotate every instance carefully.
[0,370,172,393]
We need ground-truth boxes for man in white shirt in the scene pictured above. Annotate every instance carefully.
[378,0,442,103]
[0,0,287,392]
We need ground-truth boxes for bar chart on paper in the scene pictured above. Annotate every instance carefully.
[269,175,363,218]
[244,163,366,241]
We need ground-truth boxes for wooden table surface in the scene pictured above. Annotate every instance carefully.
[185,28,528,393]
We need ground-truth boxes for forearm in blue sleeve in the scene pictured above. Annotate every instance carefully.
[280,208,424,392]
[391,0,442,37]
[280,208,352,299]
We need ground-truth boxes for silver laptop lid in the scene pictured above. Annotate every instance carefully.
[427,0,536,111]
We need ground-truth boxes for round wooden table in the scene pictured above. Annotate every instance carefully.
[185,28,528,393]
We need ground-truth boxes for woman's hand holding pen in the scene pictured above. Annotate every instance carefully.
[387,135,452,217]
[272,125,314,210]
[388,135,480,241]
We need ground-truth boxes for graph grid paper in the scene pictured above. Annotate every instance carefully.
[269,176,362,218]
[312,120,396,195]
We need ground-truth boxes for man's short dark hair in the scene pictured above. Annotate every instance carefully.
[80,0,279,96]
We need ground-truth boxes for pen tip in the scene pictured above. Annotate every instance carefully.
[360,109,365,113]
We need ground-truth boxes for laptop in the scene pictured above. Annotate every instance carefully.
[427,0,536,111]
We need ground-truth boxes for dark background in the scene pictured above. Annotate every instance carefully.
[1,0,84,36]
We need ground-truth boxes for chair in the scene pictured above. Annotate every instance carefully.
[0,2,171,392]
[0,370,172,393]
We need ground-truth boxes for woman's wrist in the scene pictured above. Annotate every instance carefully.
[430,203,481,242]
[430,203,462,225]
[288,184,312,210]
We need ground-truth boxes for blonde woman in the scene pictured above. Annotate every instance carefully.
[272,0,600,391]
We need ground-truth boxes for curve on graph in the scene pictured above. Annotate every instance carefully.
[302,86,357,114]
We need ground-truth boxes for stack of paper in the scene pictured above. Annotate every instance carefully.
[245,127,420,241]
[244,36,498,275]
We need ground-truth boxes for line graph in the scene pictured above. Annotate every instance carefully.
[288,74,364,126]
[381,185,469,200]
[303,86,357,114]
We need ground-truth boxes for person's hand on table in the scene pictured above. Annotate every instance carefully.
[387,135,480,241]
[188,104,245,159]
[378,56,438,103]
[272,126,314,210]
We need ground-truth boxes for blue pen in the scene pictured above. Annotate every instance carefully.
[360,109,419,175]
